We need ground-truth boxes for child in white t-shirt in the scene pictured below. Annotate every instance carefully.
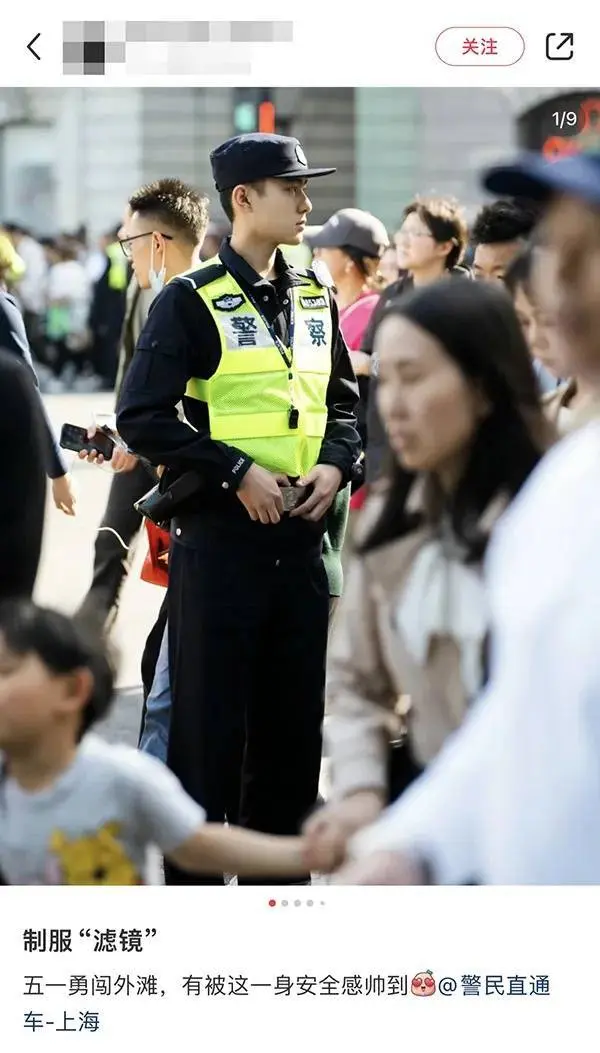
[0,600,327,885]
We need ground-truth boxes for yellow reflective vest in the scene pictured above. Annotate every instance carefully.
[106,242,128,291]
[184,257,333,478]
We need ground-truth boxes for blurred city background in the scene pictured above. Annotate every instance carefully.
[0,86,577,235]
[0,84,596,751]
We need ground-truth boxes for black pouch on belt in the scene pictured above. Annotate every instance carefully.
[134,471,204,527]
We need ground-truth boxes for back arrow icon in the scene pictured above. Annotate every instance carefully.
[27,33,41,60]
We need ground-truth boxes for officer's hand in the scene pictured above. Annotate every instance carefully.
[290,464,343,522]
[237,464,287,524]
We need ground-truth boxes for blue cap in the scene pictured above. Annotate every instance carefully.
[483,151,600,207]
[210,133,336,192]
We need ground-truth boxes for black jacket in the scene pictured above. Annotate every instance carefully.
[0,290,67,479]
[0,350,46,598]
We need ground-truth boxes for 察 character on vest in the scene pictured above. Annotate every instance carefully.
[117,132,361,886]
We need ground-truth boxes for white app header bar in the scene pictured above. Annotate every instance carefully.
[0,3,598,87]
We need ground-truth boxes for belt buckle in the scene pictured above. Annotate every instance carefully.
[280,485,306,512]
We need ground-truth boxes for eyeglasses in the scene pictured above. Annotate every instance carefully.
[396,229,434,242]
[118,232,173,259]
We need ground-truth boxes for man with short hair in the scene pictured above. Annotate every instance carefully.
[78,178,208,626]
[117,133,360,886]
[471,198,558,393]
[471,198,539,282]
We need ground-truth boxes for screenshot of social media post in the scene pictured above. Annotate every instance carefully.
[0,3,599,1047]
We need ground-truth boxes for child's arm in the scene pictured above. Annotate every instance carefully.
[167,824,309,878]
[127,749,338,877]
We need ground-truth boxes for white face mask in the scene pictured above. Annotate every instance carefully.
[149,238,166,295]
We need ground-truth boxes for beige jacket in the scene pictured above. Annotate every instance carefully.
[325,482,505,799]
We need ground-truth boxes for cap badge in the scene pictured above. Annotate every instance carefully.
[295,145,308,167]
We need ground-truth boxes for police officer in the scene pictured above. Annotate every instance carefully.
[117,133,360,885]
[88,226,129,390]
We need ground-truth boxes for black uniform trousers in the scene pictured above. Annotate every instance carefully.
[78,460,151,626]
[164,512,330,886]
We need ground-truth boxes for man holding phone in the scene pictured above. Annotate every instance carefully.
[76,179,209,628]
[117,133,360,886]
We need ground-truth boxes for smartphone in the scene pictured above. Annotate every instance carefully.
[59,423,115,460]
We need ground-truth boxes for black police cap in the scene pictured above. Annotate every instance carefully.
[210,133,336,192]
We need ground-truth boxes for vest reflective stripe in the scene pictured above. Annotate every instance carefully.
[106,243,128,291]
[185,257,332,478]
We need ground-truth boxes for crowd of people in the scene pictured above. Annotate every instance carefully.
[0,131,599,886]
[0,221,130,393]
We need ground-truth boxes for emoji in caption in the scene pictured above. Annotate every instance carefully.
[411,970,436,996]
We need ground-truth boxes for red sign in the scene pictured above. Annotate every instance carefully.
[542,97,600,159]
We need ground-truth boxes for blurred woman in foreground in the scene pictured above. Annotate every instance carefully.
[304,279,553,868]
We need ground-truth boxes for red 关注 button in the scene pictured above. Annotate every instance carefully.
[435,27,525,66]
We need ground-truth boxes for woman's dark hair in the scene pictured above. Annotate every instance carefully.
[0,600,116,739]
[362,279,554,561]
[471,199,540,247]
[503,243,534,299]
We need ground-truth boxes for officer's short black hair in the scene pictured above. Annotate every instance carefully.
[218,181,267,223]
[402,196,468,270]
[128,178,210,246]
[472,199,540,247]
[0,599,117,741]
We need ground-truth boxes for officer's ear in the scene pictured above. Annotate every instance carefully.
[232,184,252,215]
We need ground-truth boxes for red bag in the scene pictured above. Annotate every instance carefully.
[350,484,368,511]
[140,521,170,588]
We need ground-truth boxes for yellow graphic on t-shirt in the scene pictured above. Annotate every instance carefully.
[49,822,143,885]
